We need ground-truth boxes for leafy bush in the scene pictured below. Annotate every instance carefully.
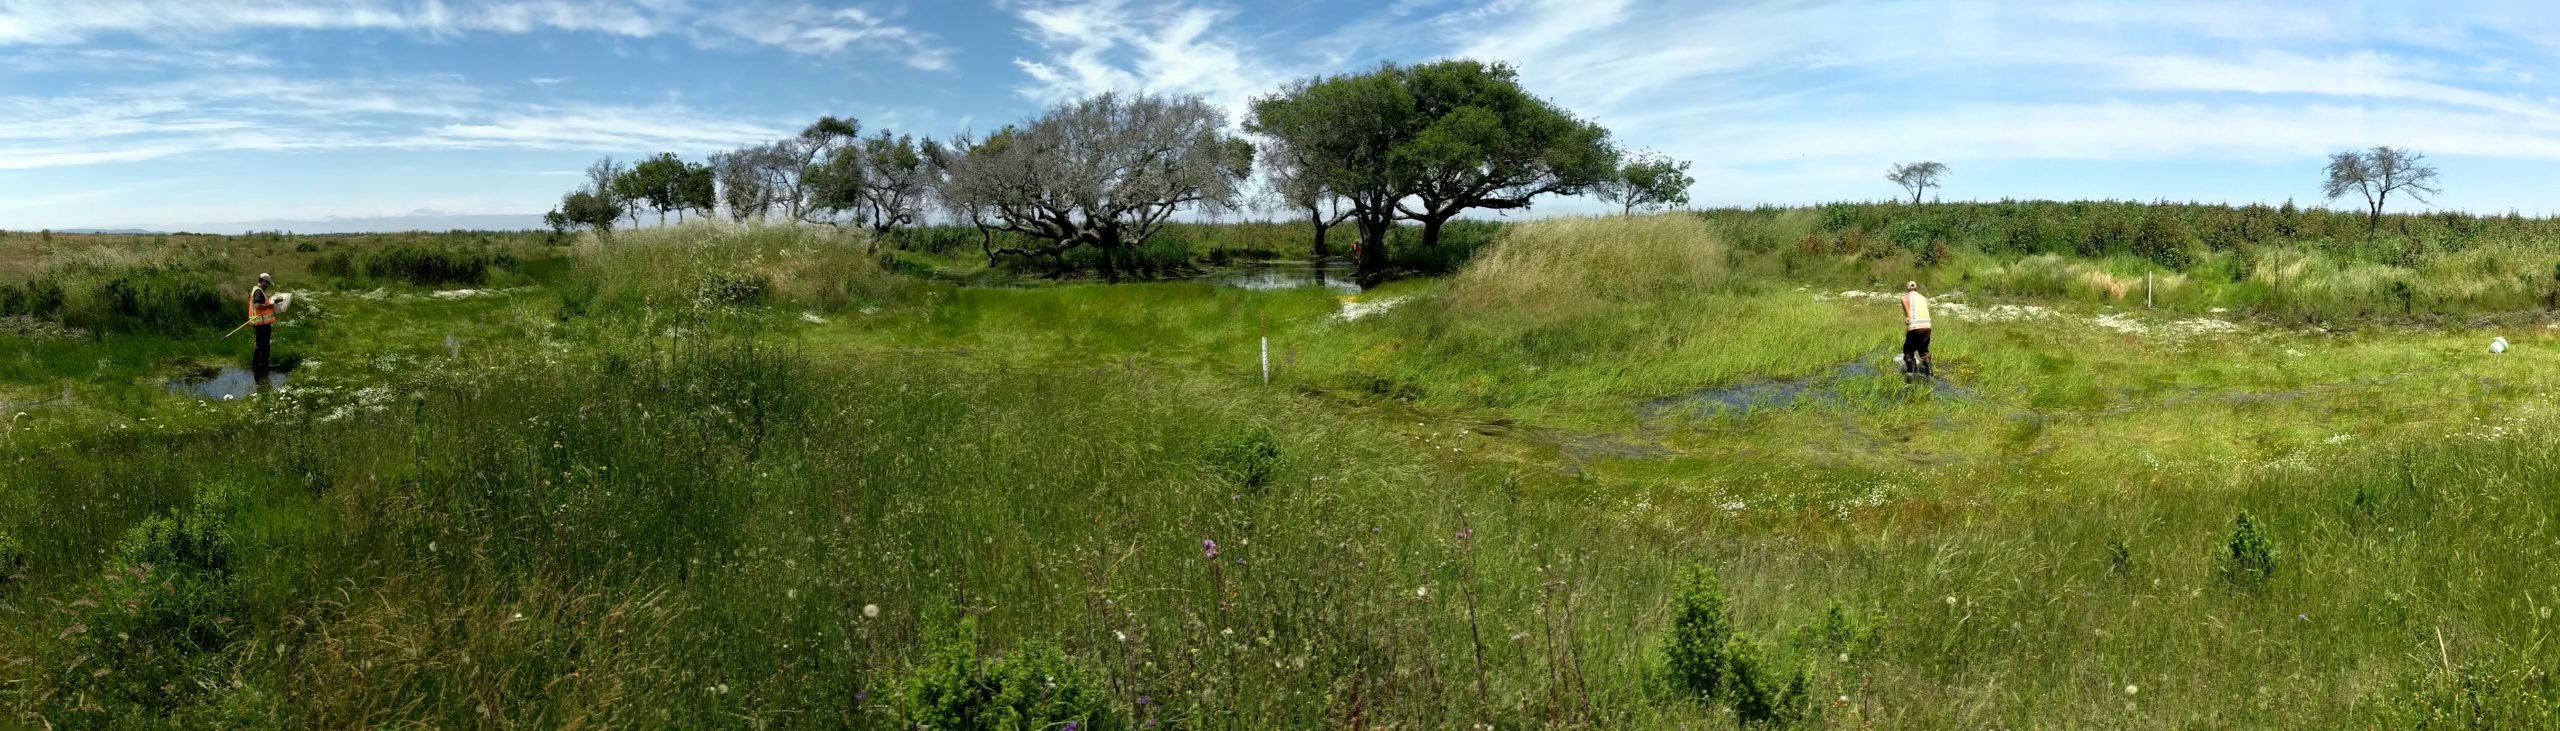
[1791,599,1879,660]
[1724,636,1812,727]
[0,278,67,318]
[2223,510,2277,588]
[1386,219,1504,274]
[70,268,231,335]
[44,482,254,720]
[0,529,26,587]
[1205,424,1282,491]
[292,241,321,253]
[899,622,1117,730]
[1665,563,1739,700]
[362,244,498,286]
[310,249,358,278]
[696,271,771,307]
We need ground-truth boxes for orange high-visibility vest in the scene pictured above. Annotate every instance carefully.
[247,286,277,326]
[1902,291,1931,331]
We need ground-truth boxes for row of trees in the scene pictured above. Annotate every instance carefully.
[1883,146,2442,235]
[546,59,1697,281]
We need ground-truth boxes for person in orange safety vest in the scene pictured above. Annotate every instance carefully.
[248,273,277,372]
[1900,280,1931,376]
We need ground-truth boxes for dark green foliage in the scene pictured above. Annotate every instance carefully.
[292,241,320,253]
[0,278,66,318]
[0,530,25,588]
[74,268,230,334]
[1725,636,1812,727]
[46,482,255,721]
[2223,510,2277,588]
[1205,424,1282,491]
[2108,538,2135,577]
[310,249,357,278]
[1712,199,2560,268]
[899,622,1117,730]
[361,244,500,286]
[1792,599,1879,660]
[695,271,771,306]
[1665,564,1738,700]
[2366,662,2560,729]
[1386,219,1501,274]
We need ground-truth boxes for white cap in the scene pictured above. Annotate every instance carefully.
[258,272,272,282]
[1905,281,1918,291]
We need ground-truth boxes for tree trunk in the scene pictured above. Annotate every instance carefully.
[1309,206,1332,259]
[1097,234,1122,283]
[1355,216,1391,280]
[1421,215,1447,255]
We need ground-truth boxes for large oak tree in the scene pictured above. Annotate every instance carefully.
[1250,60,1616,278]
[936,92,1252,281]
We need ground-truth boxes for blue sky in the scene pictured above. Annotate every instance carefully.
[2,0,2558,232]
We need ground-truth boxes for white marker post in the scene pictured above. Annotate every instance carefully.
[1259,311,1270,384]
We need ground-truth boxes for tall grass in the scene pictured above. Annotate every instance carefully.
[1706,201,2560,322]
[567,222,910,316]
[1358,215,1876,421]
[7,221,2560,728]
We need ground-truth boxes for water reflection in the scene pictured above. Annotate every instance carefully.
[1206,259,1362,294]
[168,367,289,401]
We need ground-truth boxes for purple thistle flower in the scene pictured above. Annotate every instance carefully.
[1062,723,1078,731]
[1202,539,1218,560]
[1235,557,1245,565]
[1456,527,1472,542]
[1137,695,1151,705]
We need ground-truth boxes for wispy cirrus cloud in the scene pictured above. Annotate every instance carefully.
[0,72,785,170]
[0,0,952,68]
[1008,0,1287,121]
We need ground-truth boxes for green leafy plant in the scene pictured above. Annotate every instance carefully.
[899,620,1116,730]
[1725,636,1813,727]
[1205,424,1282,491]
[2223,510,2277,588]
[0,529,27,587]
[1665,563,1739,700]
[1792,599,1879,660]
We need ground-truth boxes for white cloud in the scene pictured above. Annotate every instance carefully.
[1403,0,2560,209]
[0,0,952,67]
[0,73,784,170]
[1008,0,1288,123]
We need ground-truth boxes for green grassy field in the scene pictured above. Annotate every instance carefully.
[4,214,2557,728]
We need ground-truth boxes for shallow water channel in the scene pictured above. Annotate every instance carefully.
[168,367,290,401]
[1202,259,1362,294]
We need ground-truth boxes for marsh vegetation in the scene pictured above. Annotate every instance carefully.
[3,208,2558,728]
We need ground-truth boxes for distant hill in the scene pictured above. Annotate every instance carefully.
[50,228,167,235]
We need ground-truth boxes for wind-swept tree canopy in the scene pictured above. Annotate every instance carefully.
[937,92,1253,281]
[1886,161,1947,205]
[1248,69,1417,275]
[1262,137,1356,258]
[1598,152,1695,215]
[2322,146,2441,232]
[1251,60,1615,278]
[1391,61,1617,255]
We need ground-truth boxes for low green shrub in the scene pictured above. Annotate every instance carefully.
[0,529,26,587]
[1665,564,1738,700]
[69,268,230,334]
[2223,510,2277,589]
[362,244,498,286]
[1724,636,1812,727]
[1205,424,1282,491]
[899,621,1117,730]
[1386,219,1503,274]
